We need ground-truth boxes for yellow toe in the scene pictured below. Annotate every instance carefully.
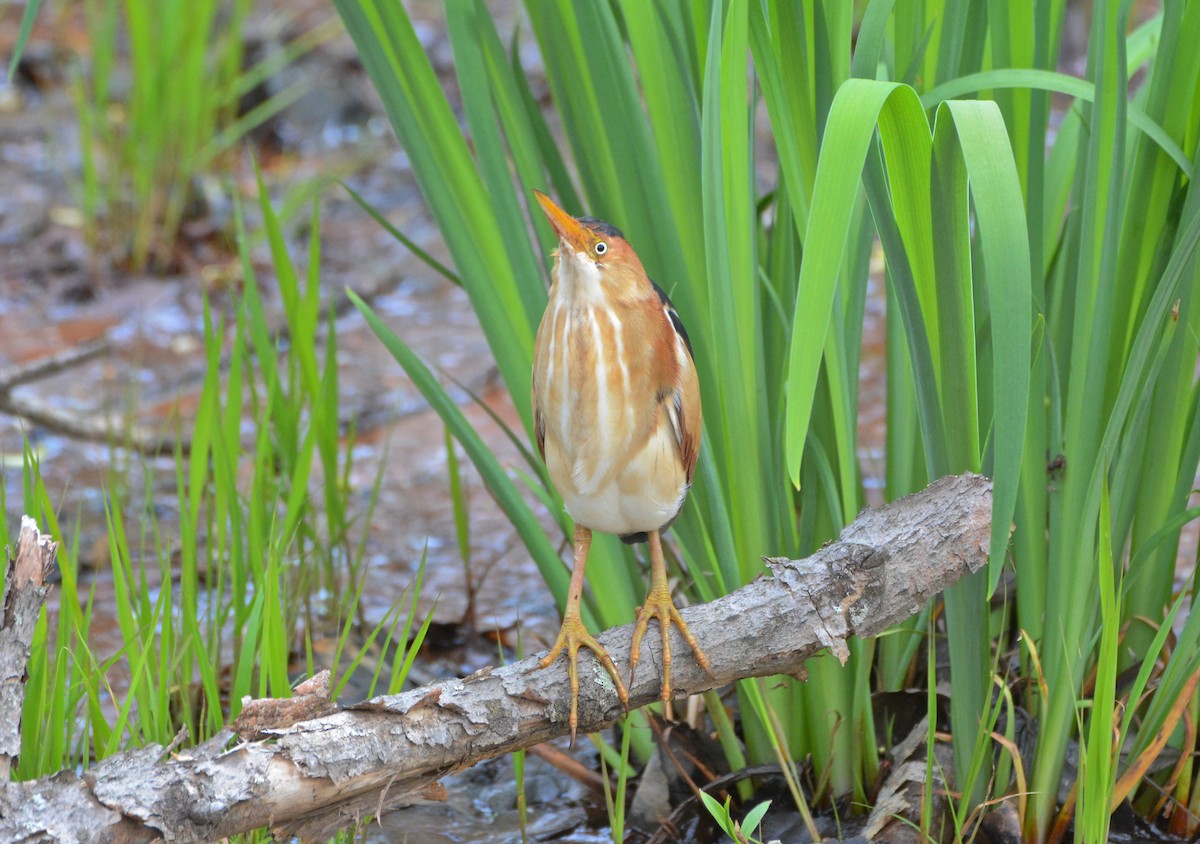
[538,614,629,743]
[630,584,713,704]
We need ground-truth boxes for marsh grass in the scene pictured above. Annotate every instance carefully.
[71,0,334,272]
[335,0,1200,838]
[6,0,1200,837]
[7,179,425,844]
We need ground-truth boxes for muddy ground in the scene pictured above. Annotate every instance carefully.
[6,2,1155,842]
[0,2,625,839]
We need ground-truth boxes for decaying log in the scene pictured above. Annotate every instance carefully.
[0,517,58,782]
[0,473,992,842]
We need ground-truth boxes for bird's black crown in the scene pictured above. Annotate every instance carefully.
[578,217,625,240]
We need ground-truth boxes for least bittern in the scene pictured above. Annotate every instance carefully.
[530,190,712,740]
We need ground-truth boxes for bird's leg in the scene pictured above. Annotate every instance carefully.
[537,524,629,743]
[629,530,714,703]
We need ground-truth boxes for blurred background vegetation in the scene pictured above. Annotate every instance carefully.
[3,0,1200,841]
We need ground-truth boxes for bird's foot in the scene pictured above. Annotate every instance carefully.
[537,616,629,744]
[629,584,714,703]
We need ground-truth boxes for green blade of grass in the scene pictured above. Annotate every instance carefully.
[921,68,1191,173]
[339,185,460,285]
[6,0,42,79]
[785,79,928,486]
[937,99,1031,584]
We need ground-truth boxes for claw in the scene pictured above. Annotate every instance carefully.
[539,617,630,743]
[629,530,714,704]
[629,582,713,701]
[533,525,628,743]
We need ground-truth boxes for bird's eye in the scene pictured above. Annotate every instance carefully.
[594,242,608,255]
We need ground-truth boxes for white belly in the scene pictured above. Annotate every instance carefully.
[547,416,687,536]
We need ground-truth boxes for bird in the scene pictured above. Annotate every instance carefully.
[530,189,712,740]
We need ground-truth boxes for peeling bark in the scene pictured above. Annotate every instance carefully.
[0,517,58,782]
[0,473,992,842]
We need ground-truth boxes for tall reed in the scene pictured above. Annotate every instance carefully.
[337,0,1200,837]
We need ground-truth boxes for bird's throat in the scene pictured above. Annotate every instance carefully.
[552,248,605,307]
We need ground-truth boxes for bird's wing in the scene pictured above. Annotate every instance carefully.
[651,281,702,484]
[650,280,693,358]
[532,395,547,462]
[671,353,701,484]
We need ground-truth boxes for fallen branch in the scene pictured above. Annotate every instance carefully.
[0,473,992,842]
[0,339,110,392]
[0,517,58,782]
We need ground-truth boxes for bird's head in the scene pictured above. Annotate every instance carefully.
[534,190,648,304]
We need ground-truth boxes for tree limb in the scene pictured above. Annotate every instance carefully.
[0,472,992,842]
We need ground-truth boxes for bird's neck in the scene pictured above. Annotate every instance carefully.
[550,253,649,310]
[551,251,605,308]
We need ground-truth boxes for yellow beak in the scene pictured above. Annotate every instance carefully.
[534,190,590,254]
